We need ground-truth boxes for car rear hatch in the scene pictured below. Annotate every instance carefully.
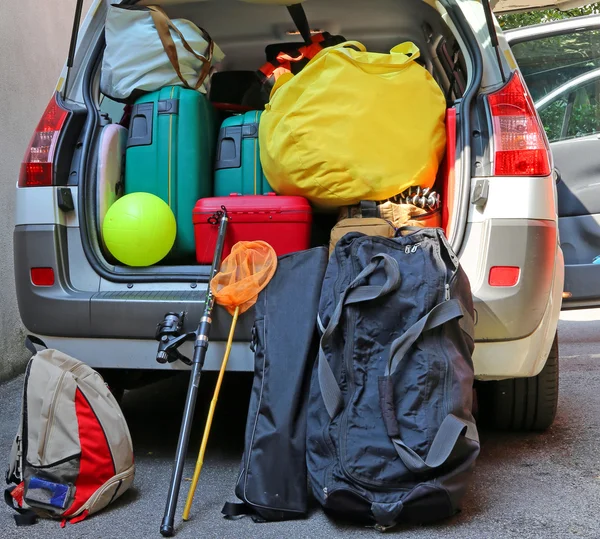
[72,0,484,284]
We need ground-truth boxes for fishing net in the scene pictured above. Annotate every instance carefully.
[210,241,278,315]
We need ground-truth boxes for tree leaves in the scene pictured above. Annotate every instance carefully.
[498,3,600,30]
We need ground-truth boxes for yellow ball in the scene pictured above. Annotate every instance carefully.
[102,192,176,267]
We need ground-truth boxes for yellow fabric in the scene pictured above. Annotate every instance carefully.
[259,41,447,208]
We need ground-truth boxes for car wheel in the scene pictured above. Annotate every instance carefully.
[476,333,559,432]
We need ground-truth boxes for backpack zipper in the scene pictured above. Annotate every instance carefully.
[38,371,67,463]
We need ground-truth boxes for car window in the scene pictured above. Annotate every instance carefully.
[539,97,567,142]
[539,79,600,142]
[511,29,600,102]
[566,79,600,139]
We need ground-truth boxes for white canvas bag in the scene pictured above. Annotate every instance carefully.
[100,4,225,102]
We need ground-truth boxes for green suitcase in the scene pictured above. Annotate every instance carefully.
[125,86,216,259]
[214,111,273,196]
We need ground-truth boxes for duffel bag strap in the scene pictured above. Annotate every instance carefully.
[359,200,379,218]
[4,486,38,526]
[385,299,472,377]
[319,254,401,418]
[378,299,477,473]
[390,414,478,474]
[221,501,267,523]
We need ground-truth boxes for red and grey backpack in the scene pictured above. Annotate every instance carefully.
[4,337,134,527]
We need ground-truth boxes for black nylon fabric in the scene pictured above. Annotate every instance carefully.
[306,230,479,529]
[228,247,328,522]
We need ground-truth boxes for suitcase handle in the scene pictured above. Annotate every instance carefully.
[127,102,154,148]
[215,124,259,170]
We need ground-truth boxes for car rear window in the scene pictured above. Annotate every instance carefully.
[511,28,600,102]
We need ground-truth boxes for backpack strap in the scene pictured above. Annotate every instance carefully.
[4,487,38,526]
[378,299,478,473]
[318,253,402,418]
[24,336,48,355]
[359,200,379,218]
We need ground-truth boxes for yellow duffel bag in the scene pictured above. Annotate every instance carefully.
[259,41,447,208]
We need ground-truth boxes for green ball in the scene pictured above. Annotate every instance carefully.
[102,192,176,267]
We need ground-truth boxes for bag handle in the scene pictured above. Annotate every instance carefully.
[147,5,214,91]
[377,299,477,473]
[318,253,402,418]
[25,335,48,355]
[309,40,420,73]
[390,42,421,61]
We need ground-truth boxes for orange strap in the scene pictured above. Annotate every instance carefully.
[258,33,328,83]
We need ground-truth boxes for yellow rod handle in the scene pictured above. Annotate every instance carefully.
[182,306,240,521]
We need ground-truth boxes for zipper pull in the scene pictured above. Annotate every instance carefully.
[445,283,451,301]
[323,487,328,499]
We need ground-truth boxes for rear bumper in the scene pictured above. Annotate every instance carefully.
[460,219,559,342]
[473,242,563,380]
[31,336,254,372]
[16,219,563,378]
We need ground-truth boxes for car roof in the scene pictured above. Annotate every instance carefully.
[504,13,600,42]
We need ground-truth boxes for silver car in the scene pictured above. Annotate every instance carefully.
[14,0,564,431]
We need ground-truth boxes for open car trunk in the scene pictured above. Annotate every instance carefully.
[85,0,473,280]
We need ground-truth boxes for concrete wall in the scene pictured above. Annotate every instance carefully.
[0,1,92,380]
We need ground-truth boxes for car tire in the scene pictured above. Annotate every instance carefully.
[476,333,559,432]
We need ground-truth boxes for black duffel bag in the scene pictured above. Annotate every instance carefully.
[307,229,480,531]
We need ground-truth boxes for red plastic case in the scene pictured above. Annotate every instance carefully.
[193,194,312,264]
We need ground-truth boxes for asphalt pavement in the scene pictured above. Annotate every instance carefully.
[2,310,600,538]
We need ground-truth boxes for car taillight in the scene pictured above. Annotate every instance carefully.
[487,71,551,177]
[18,95,68,187]
[30,268,55,287]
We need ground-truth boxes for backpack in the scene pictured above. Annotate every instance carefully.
[5,337,135,527]
[306,229,479,530]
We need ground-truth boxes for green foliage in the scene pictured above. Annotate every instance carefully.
[539,96,600,141]
[498,3,600,30]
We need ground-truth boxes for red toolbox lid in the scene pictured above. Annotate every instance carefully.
[193,195,312,224]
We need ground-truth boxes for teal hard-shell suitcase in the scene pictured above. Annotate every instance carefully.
[214,111,273,196]
[125,86,217,259]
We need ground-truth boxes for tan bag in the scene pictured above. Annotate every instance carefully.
[329,217,395,256]
[341,200,442,229]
